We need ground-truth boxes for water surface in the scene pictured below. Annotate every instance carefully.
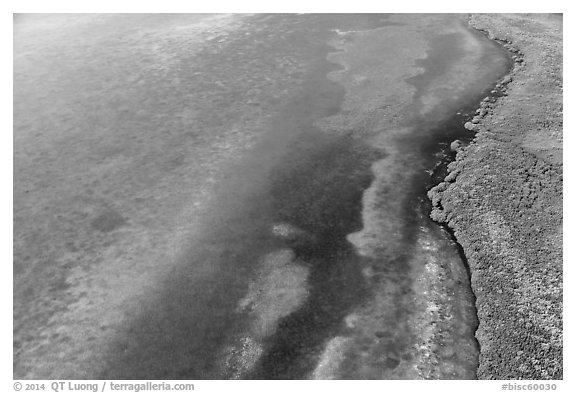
[13,14,511,379]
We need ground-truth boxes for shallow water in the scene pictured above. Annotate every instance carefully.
[99,14,510,379]
[14,14,511,379]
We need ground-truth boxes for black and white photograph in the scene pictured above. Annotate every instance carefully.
[10,3,565,388]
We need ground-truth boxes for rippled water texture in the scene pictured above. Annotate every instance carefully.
[14,14,511,379]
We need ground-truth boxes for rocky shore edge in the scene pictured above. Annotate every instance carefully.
[427,14,562,380]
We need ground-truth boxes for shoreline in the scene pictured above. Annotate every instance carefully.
[428,14,562,379]
[14,13,560,379]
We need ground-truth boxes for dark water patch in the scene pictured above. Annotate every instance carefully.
[248,245,370,379]
[270,135,384,249]
[247,134,382,379]
[90,210,126,233]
